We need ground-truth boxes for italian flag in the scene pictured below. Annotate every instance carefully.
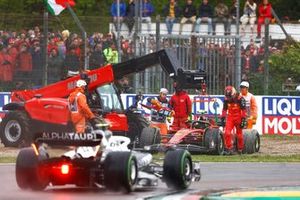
[46,0,76,15]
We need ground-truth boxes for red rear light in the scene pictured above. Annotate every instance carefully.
[61,164,70,175]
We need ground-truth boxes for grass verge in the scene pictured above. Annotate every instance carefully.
[0,157,16,163]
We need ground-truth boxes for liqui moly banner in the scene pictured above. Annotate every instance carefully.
[262,96,300,135]
[1,92,300,135]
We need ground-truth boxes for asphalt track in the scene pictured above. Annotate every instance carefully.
[0,162,299,200]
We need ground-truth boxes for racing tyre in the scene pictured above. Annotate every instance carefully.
[16,147,49,190]
[126,112,150,147]
[252,129,260,152]
[242,130,255,154]
[0,111,31,147]
[139,127,161,148]
[204,128,224,155]
[163,149,192,190]
[104,151,138,193]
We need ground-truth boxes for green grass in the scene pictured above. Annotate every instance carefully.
[192,154,300,162]
[0,157,16,163]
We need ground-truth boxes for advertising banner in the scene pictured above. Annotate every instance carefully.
[1,92,299,135]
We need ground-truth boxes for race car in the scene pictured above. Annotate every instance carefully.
[15,121,201,192]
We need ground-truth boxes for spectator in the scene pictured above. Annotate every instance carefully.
[0,45,13,82]
[163,0,181,34]
[7,38,18,74]
[48,48,64,84]
[110,0,127,32]
[125,0,135,37]
[212,0,229,35]
[30,39,43,86]
[16,43,32,81]
[63,47,80,77]
[89,43,105,69]
[240,0,257,35]
[103,43,119,64]
[227,0,238,35]
[195,0,213,35]
[257,0,272,39]
[117,76,134,93]
[141,0,154,33]
[179,0,197,34]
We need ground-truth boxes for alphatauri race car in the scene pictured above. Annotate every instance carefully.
[15,121,201,192]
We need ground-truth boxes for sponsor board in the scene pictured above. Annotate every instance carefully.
[1,92,300,135]
[262,97,300,135]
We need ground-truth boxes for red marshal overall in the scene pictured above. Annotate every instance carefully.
[221,89,247,151]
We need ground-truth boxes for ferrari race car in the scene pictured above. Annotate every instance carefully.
[15,122,201,192]
[139,105,260,155]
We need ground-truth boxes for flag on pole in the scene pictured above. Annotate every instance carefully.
[45,0,76,15]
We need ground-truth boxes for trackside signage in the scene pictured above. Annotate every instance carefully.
[262,97,300,135]
[1,92,300,135]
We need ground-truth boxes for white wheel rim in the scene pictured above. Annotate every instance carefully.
[185,159,191,177]
[130,161,137,181]
[4,120,22,142]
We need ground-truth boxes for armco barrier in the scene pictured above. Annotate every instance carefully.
[1,92,300,135]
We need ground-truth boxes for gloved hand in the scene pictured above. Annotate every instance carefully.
[220,117,226,127]
[240,118,247,128]
[251,116,257,125]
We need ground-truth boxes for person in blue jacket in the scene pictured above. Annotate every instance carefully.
[111,0,127,32]
[141,0,154,33]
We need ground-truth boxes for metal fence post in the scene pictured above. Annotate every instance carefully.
[235,36,241,88]
[264,19,270,95]
[156,15,160,51]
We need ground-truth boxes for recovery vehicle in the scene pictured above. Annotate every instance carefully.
[0,49,180,147]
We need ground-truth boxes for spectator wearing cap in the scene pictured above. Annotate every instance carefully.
[141,0,154,33]
[195,0,213,35]
[111,0,127,32]
[48,48,64,84]
[212,0,229,35]
[163,0,181,34]
[179,0,197,34]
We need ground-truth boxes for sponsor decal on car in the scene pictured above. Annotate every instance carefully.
[42,132,98,140]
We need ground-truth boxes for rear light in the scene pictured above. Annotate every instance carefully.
[61,164,70,175]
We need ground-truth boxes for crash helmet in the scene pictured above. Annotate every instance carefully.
[160,88,168,95]
[240,81,249,88]
[76,79,87,88]
[224,85,236,98]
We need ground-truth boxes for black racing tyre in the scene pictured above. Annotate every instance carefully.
[139,127,161,148]
[252,129,260,152]
[0,111,31,147]
[203,128,224,155]
[163,149,193,190]
[104,151,138,193]
[15,147,49,191]
[242,130,255,154]
[126,112,150,147]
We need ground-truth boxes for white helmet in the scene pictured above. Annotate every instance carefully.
[76,79,87,88]
[240,81,249,88]
[160,88,168,94]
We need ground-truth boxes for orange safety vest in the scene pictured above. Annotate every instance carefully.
[68,87,95,133]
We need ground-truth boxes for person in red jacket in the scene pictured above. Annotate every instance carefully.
[221,86,247,155]
[68,79,95,133]
[169,82,192,129]
[257,0,272,38]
